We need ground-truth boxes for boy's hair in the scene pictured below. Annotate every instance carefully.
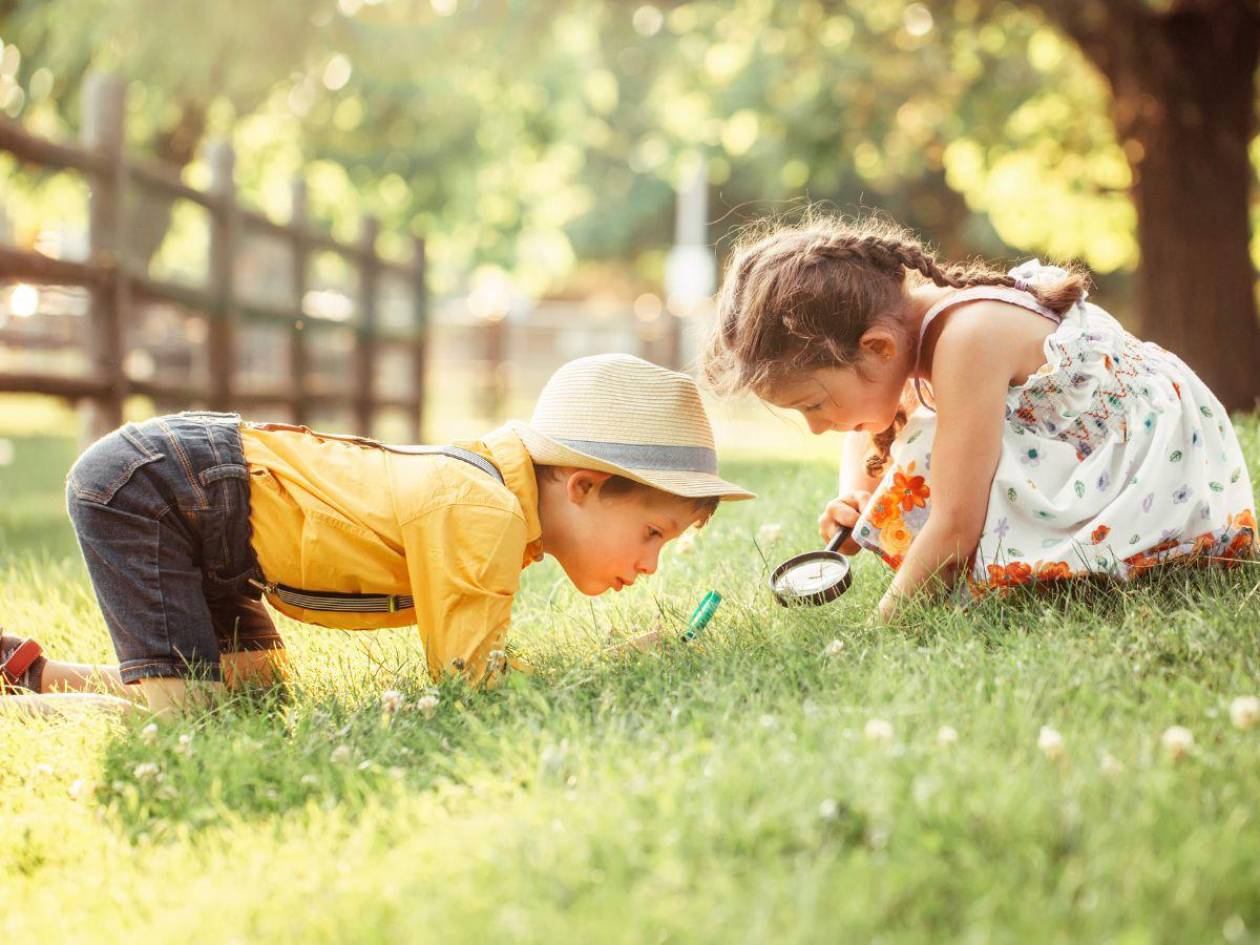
[535,465,720,527]
[702,211,1090,475]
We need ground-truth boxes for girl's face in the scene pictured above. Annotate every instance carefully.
[764,328,912,436]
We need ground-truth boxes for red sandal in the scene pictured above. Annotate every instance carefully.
[1,632,47,694]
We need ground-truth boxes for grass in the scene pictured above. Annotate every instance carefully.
[2,413,1259,944]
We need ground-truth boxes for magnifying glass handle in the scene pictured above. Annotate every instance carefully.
[825,524,853,554]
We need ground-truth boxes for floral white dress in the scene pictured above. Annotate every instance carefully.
[853,261,1258,596]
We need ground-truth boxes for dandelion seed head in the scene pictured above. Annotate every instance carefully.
[1229,695,1259,730]
[416,694,440,719]
[864,718,894,743]
[1037,726,1065,760]
[757,522,783,545]
[1161,725,1194,760]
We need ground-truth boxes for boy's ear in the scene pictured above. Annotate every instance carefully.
[858,327,898,363]
[565,469,612,504]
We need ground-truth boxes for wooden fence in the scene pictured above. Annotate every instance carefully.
[0,72,427,444]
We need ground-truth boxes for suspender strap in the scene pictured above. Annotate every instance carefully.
[251,444,505,614]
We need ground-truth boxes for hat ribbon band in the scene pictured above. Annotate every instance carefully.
[551,437,718,475]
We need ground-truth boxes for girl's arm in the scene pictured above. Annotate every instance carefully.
[877,304,1017,620]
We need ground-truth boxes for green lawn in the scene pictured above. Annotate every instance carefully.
[2,417,1259,944]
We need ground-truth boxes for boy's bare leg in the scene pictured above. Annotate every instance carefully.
[220,648,292,689]
[0,692,138,717]
[40,660,138,700]
[137,677,226,716]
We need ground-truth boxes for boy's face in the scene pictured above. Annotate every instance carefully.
[542,471,707,596]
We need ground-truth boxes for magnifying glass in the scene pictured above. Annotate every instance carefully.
[769,525,854,607]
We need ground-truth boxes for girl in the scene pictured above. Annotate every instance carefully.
[704,215,1257,619]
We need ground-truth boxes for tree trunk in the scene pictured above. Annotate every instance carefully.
[1051,1,1260,411]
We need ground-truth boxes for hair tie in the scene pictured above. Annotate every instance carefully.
[1013,277,1032,293]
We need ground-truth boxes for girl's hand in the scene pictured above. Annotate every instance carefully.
[818,491,870,555]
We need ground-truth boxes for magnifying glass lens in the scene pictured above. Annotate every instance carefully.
[774,557,849,598]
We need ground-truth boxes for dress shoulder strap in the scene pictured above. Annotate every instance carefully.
[912,285,1063,410]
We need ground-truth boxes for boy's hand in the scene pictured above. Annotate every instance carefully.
[604,627,669,656]
[818,491,870,555]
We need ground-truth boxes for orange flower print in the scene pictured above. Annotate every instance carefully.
[986,561,1034,589]
[1230,508,1257,533]
[886,554,904,571]
[1124,551,1160,578]
[881,521,914,556]
[1004,562,1034,586]
[1035,561,1072,582]
[891,468,930,512]
[868,492,902,529]
[1090,524,1111,545]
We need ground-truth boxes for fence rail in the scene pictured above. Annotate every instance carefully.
[0,72,427,444]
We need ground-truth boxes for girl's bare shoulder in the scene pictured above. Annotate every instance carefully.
[924,298,1057,388]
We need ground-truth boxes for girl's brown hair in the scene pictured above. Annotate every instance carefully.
[703,213,1089,475]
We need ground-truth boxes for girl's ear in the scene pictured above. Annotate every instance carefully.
[565,469,612,505]
[858,327,899,363]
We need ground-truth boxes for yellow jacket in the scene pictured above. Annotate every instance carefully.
[239,423,544,684]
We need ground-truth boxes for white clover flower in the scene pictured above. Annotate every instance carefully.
[1161,725,1194,760]
[818,798,839,820]
[1037,726,1065,761]
[132,762,160,779]
[822,639,846,659]
[1099,752,1124,776]
[176,733,193,754]
[140,722,159,745]
[936,725,958,747]
[33,763,55,777]
[864,718,894,743]
[416,693,440,719]
[356,760,373,771]
[330,744,352,764]
[757,522,783,546]
[486,649,508,674]
[1229,695,1259,730]
[674,530,698,554]
[68,778,87,800]
[300,774,319,786]
[380,689,406,714]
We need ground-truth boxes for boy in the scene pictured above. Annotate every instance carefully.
[1,354,753,715]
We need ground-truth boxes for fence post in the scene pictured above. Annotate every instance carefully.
[80,71,127,444]
[354,215,380,436]
[207,139,237,412]
[289,179,310,426]
[481,315,508,422]
[411,235,427,443]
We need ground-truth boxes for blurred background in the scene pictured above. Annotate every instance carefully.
[1,0,1258,461]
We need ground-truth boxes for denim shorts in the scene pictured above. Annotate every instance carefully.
[66,411,282,684]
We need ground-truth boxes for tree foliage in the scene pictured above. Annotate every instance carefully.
[0,0,1248,298]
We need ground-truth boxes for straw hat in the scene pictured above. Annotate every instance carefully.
[509,353,755,501]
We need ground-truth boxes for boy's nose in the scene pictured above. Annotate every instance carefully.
[637,551,659,575]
